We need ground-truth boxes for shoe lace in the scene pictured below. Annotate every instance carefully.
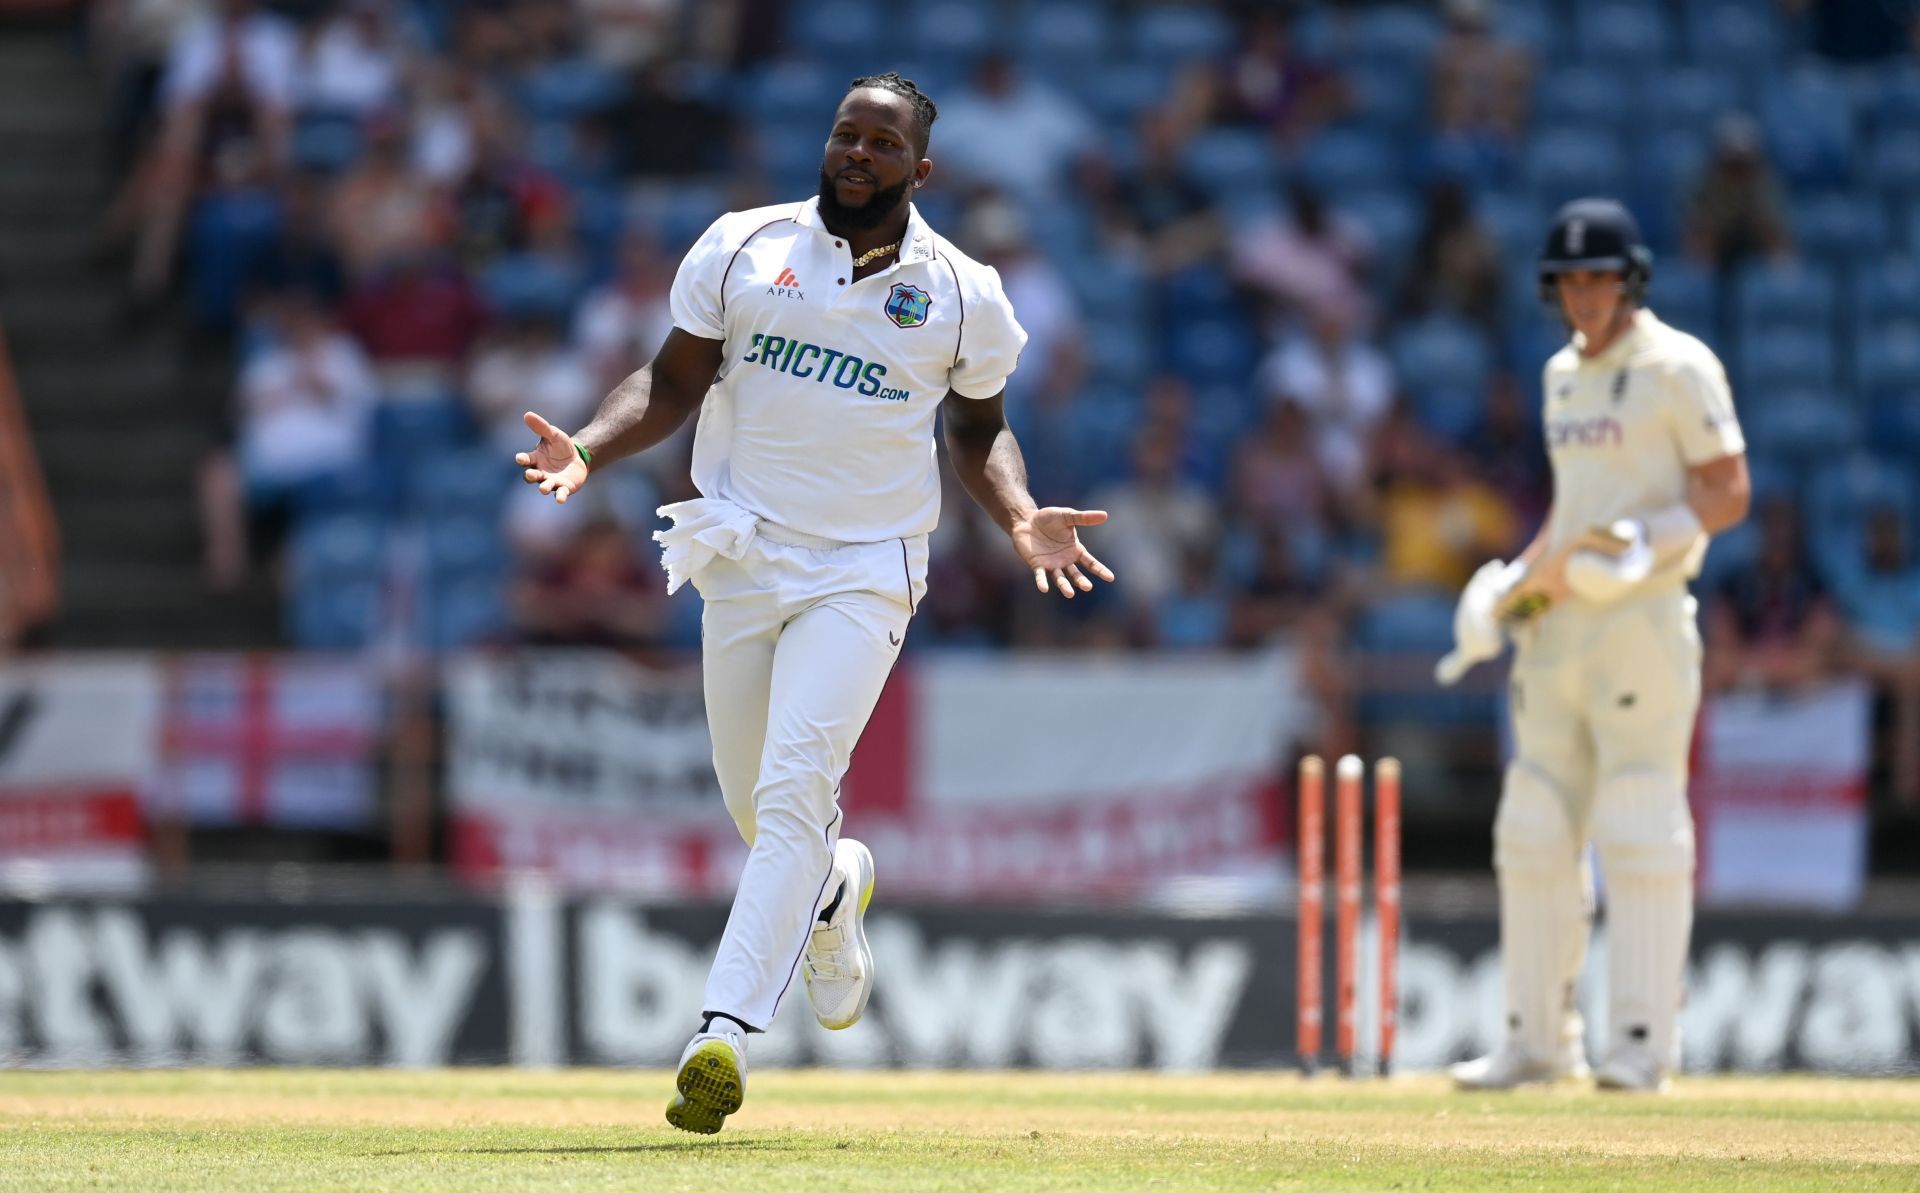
[805,923,849,980]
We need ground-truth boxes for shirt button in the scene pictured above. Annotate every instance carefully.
[835,241,842,247]
[837,278,846,285]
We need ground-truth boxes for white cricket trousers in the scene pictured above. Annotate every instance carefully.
[690,520,927,1030]
[1497,584,1701,1066]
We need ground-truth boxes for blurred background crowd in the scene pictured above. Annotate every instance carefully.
[3,0,1919,881]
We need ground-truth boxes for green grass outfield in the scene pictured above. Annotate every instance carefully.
[0,1068,1916,1191]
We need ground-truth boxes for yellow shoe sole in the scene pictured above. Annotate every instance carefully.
[663,1040,744,1135]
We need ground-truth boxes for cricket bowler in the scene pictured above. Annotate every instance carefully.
[514,72,1114,1131]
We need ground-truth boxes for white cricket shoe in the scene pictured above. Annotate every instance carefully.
[803,837,876,1030]
[1595,1043,1671,1093]
[664,1025,747,1135]
[1450,1036,1590,1091]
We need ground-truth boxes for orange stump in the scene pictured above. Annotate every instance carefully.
[1334,754,1363,1073]
[1296,755,1325,1073]
[1375,757,1402,1076]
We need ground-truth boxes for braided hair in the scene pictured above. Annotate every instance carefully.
[847,72,938,156]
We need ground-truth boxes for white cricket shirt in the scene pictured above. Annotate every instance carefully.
[1540,308,1746,587]
[669,196,1028,543]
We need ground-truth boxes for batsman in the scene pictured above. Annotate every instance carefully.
[1438,199,1750,1092]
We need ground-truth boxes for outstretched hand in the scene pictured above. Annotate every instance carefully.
[1011,507,1116,599]
[514,411,590,504]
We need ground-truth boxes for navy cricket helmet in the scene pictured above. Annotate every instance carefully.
[1537,197,1653,306]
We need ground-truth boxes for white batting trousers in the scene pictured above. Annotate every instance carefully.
[668,503,926,1031]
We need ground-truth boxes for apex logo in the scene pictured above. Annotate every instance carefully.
[768,267,804,300]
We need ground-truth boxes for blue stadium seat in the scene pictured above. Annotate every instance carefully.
[1344,64,1427,139]
[1298,129,1402,193]
[1491,0,1559,58]
[905,1,994,59]
[1734,262,1835,335]
[1088,320,1154,384]
[1476,191,1548,269]
[744,61,842,116]
[1851,260,1920,330]
[1644,65,1742,133]
[1867,389,1920,458]
[291,578,383,651]
[1339,189,1421,270]
[1523,129,1628,206]
[1129,4,1234,61]
[1357,592,1456,653]
[1737,327,1835,391]
[1760,69,1856,187]
[1168,318,1258,384]
[1414,386,1483,440]
[1635,129,1709,211]
[424,517,504,583]
[1868,132,1920,204]
[1181,128,1277,193]
[1349,4,1442,71]
[516,60,626,121]
[425,577,508,652]
[1019,1,1111,64]
[1741,389,1863,465]
[789,0,885,58]
[1808,454,1917,578]
[1162,265,1236,319]
[1647,260,1717,335]
[290,514,383,586]
[1533,67,1629,132]
[1856,324,1920,395]
[291,112,362,173]
[1078,62,1173,124]
[1575,1,1672,65]
[1073,254,1150,322]
[414,449,508,517]
[1867,65,1920,132]
[481,253,588,320]
[1792,192,1889,265]
[1391,316,1493,396]
[371,399,472,455]
[1684,1,1781,70]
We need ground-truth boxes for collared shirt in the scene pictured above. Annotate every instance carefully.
[1540,308,1746,587]
[670,197,1027,543]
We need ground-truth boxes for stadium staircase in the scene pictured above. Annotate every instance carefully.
[0,17,277,648]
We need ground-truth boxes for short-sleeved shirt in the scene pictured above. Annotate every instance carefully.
[1540,308,1745,588]
[670,197,1027,542]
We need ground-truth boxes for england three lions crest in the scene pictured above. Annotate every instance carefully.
[884,282,931,328]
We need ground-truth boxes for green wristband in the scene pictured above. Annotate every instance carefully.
[573,440,593,469]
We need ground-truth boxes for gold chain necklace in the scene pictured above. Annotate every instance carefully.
[851,239,901,268]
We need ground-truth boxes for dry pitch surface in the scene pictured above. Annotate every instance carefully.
[0,1068,1915,1190]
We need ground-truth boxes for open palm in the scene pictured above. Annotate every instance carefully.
[1012,507,1115,599]
[514,411,590,504]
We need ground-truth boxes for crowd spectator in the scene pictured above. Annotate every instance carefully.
[1233,183,1372,333]
[1832,505,1920,803]
[1706,497,1841,695]
[466,313,598,456]
[1205,6,1346,147]
[1430,0,1533,152]
[1088,426,1222,616]
[1368,407,1519,594]
[1255,307,1395,498]
[329,111,447,278]
[1684,115,1795,275]
[573,232,674,393]
[1395,179,1505,334]
[509,516,665,648]
[1093,110,1224,279]
[933,54,1095,206]
[958,195,1085,407]
[296,0,409,119]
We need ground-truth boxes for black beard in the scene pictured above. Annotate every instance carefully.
[817,169,913,232]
